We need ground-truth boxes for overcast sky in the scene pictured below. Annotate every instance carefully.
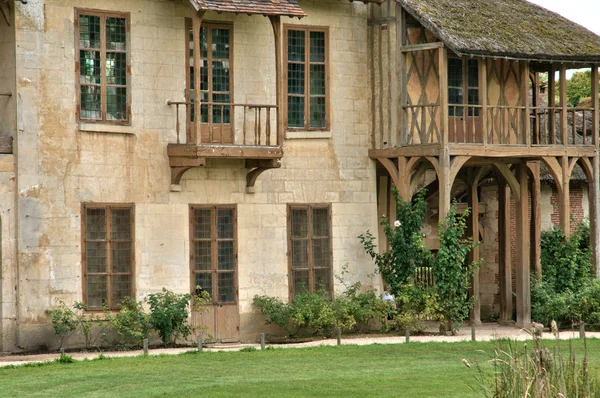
[526,0,600,35]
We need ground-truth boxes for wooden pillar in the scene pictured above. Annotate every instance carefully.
[438,153,451,222]
[527,161,542,277]
[515,163,531,327]
[268,16,283,145]
[479,58,488,145]
[467,168,481,325]
[560,156,571,236]
[592,156,600,277]
[498,177,513,322]
[396,156,411,200]
[396,4,405,146]
[521,62,531,146]
[439,47,448,147]
[192,11,205,145]
[548,65,556,144]
[560,65,568,146]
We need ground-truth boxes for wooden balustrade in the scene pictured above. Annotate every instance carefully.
[168,101,279,147]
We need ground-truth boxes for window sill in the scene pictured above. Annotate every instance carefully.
[285,131,332,140]
[79,123,134,135]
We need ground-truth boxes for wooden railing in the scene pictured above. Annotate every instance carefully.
[387,103,596,148]
[168,101,280,147]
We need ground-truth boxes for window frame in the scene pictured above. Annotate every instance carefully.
[283,25,330,132]
[185,19,235,128]
[189,204,238,306]
[287,204,333,300]
[75,8,131,125]
[448,57,480,117]
[81,203,135,311]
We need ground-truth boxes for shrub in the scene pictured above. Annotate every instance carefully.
[394,284,439,333]
[108,297,150,349]
[146,288,193,346]
[291,292,337,336]
[253,295,295,336]
[45,300,77,350]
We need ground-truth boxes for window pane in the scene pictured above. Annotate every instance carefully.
[314,268,331,294]
[288,63,305,95]
[292,240,309,269]
[310,31,325,63]
[194,241,211,271]
[111,241,131,273]
[106,17,127,51]
[194,209,212,239]
[287,30,305,62]
[448,88,463,105]
[80,85,102,120]
[310,97,326,129]
[468,60,479,87]
[212,28,230,59]
[313,238,330,268]
[106,86,127,120]
[312,208,329,237]
[218,241,234,271]
[211,94,231,124]
[292,270,309,295]
[217,209,234,239]
[291,208,308,238]
[111,208,131,240]
[111,274,131,306]
[86,241,107,273]
[200,27,208,58]
[468,88,480,116]
[80,51,101,84]
[448,58,463,88]
[106,52,127,85]
[79,15,100,49]
[310,64,325,96]
[87,275,107,308]
[86,208,106,240]
[217,272,235,303]
[200,59,209,91]
[288,96,304,128]
[212,61,230,92]
[195,273,212,298]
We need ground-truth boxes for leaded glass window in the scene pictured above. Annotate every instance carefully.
[76,10,129,123]
[448,58,480,117]
[285,27,328,130]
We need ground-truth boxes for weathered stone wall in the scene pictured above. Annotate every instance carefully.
[9,0,377,350]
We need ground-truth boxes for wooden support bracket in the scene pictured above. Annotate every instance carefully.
[245,159,281,190]
[494,163,521,202]
[541,156,563,193]
[0,0,10,26]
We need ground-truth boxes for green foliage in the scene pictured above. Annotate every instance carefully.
[291,292,338,336]
[432,204,480,334]
[394,284,439,333]
[239,346,257,352]
[358,187,430,293]
[146,288,194,346]
[108,297,151,349]
[565,70,594,107]
[253,295,295,336]
[55,353,75,364]
[45,300,78,350]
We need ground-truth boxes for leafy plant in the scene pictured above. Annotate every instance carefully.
[108,297,150,349]
[253,295,295,336]
[146,288,193,346]
[432,204,481,334]
[45,300,78,350]
[72,302,110,350]
[394,284,439,333]
[55,353,75,364]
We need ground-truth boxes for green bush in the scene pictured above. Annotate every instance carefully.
[146,288,194,346]
[45,300,77,350]
[108,297,151,349]
[394,284,439,333]
[253,295,295,336]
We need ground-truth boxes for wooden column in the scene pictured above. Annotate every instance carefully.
[548,65,556,144]
[560,65,568,146]
[515,164,531,327]
[521,62,531,146]
[527,161,542,277]
[192,11,205,145]
[498,177,513,322]
[268,16,283,145]
[396,4,405,146]
[560,155,571,236]
[438,47,448,146]
[592,156,600,277]
[479,58,488,146]
[438,153,451,222]
[467,168,481,325]
[396,156,411,200]
[592,66,598,147]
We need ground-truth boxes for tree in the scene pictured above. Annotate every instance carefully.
[565,70,593,107]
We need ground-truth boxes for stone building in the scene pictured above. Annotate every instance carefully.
[0,0,599,351]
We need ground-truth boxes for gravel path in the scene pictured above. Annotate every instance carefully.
[1,323,597,368]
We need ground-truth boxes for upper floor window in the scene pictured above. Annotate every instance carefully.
[288,204,332,298]
[83,204,134,310]
[76,9,130,123]
[448,58,479,117]
[285,26,329,131]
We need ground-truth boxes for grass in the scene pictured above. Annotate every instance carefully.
[1,339,600,397]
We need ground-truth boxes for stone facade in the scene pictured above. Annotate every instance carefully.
[0,0,380,351]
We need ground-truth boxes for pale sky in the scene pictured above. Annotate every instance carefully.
[526,0,600,35]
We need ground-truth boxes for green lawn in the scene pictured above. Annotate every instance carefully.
[1,339,600,397]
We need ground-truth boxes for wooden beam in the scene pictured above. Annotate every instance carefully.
[449,156,471,187]
[515,163,531,327]
[438,48,448,146]
[541,156,564,191]
[438,152,451,222]
[560,65,568,146]
[548,65,556,144]
[498,176,513,322]
[493,163,520,202]
[268,16,283,146]
[592,156,600,277]
[527,161,542,278]
[592,66,599,147]
[400,42,444,52]
[396,156,410,200]
[377,157,400,189]
[479,58,488,146]
[560,155,570,235]
[521,62,531,146]
[468,168,481,325]
[192,11,205,145]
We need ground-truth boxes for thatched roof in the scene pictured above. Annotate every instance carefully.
[188,0,306,18]
[397,0,600,62]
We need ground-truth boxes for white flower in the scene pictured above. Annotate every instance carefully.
[394,220,401,227]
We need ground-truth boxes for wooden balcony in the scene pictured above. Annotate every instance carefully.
[167,101,283,188]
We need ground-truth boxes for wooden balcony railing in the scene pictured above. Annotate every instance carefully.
[168,101,280,147]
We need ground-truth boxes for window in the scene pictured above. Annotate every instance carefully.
[288,204,332,297]
[76,9,130,123]
[448,58,479,117]
[186,21,233,124]
[83,204,134,310]
[190,206,237,304]
[285,26,329,130]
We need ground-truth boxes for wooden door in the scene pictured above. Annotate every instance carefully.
[190,206,239,343]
